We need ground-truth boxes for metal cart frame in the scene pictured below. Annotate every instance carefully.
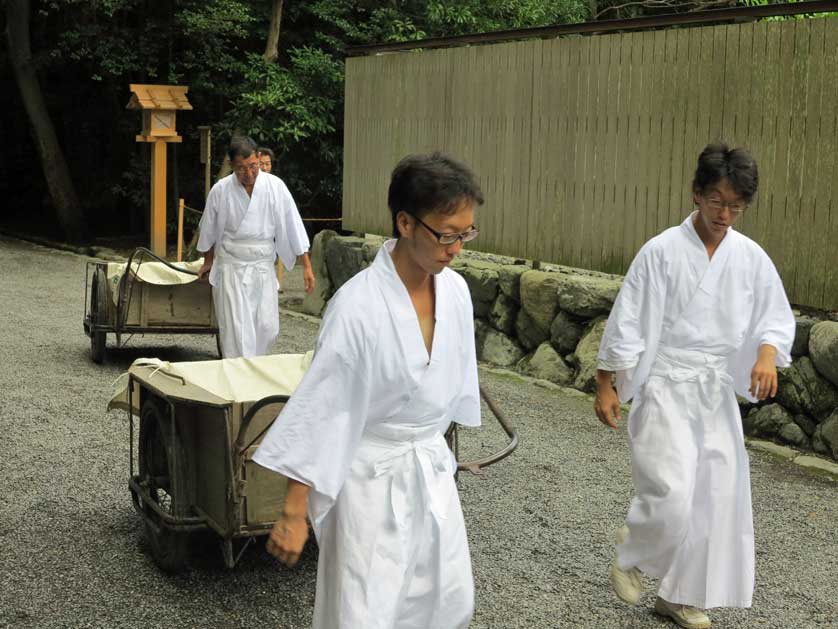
[83,247,220,363]
[126,366,518,572]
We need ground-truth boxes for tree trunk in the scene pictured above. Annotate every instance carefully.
[263,0,284,62]
[5,0,87,242]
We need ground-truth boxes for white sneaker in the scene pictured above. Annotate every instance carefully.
[654,597,711,629]
[610,526,642,605]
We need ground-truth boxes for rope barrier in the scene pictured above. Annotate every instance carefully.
[182,204,339,222]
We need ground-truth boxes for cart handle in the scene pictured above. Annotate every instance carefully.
[117,247,202,332]
[236,395,291,456]
[235,387,519,474]
[455,386,519,474]
[122,246,201,277]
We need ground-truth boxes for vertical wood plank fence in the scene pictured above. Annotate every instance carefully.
[342,17,838,309]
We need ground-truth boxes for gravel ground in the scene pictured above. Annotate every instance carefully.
[0,235,835,629]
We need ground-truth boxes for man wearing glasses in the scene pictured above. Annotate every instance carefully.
[594,144,795,628]
[254,153,483,628]
[197,136,314,358]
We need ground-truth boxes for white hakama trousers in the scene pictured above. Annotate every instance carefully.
[211,239,278,359]
[618,346,754,609]
[312,423,474,629]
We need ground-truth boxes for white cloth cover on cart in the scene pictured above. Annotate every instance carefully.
[105,258,205,306]
[108,352,313,413]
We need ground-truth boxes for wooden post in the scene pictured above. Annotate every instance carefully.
[198,125,212,200]
[150,140,168,257]
[126,84,192,260]
[177,198,185,261]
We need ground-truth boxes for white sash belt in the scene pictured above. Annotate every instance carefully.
[364,423,454,521]
[651,346,734,419]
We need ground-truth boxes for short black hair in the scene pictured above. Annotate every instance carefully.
[257,147,275,160]
[387,152,484,238]
[692,143,759,204]
[227,136,258,162]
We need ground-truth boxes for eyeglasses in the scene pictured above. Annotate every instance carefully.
[703,195,748,215]
[233,163,260,175]
[413,214,479,245]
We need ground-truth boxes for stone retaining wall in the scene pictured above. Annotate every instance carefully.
[302,231,838,462]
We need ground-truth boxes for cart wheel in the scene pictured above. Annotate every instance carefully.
[89,268,107,364]
[215,333,223,359]
[139,399,189,572]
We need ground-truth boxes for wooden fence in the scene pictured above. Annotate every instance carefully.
[342,17,838,310]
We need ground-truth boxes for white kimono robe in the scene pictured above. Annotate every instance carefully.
[197,172,310,358]
[598,211,795,609]
[253,240,481,629]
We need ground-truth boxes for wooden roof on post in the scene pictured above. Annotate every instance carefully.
[126,84,193,111]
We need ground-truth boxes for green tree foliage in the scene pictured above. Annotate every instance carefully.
[3,0,591,230]
[8,0,818,237]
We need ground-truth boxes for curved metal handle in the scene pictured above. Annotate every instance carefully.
[117,247,201,331]
[453,385,519,474]
[236,386,519,475]
[236,394,291,456]
[124,246,201,277]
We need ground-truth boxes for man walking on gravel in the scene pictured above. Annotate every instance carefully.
[196,136,314,358]
[594,143,795,628]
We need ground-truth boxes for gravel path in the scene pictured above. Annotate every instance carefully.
[0,235,835,629]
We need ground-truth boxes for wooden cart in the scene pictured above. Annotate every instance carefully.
[84,247,219,363]
[118,355,518,572]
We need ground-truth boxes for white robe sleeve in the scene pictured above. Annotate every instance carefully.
[252,295,374,529]
[274,180,310,271]
[197,183,222,252]
[450,301,481,427]
[731,253,796,401]
[597,242,668,401]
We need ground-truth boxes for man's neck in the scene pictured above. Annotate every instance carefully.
[390,241,433,295]
[692,213,725,257]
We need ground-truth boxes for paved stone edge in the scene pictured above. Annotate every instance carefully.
[483,365,838,481]
[0,229,125,261]
[745,439,838,480]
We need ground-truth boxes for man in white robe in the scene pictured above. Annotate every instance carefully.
[197,136,314,358]
[595,144,795,629]
[253,153,484,628]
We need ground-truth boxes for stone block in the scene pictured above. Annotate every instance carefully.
[515,308,549,352]
[488,293,518,336]
[550,310,585,355]
[556,274,622,318]
[572,318,607,393]
[519,271,561,339]
[742,403,793,439]
[324,236,366,291]
[517,342,574,385]
[301,229,336,316]
[478,326,525,367]
[497,264,528,303]
[809,321,838,388]
[776,356,838,420]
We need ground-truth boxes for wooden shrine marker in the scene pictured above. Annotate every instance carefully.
[127,84,192,257]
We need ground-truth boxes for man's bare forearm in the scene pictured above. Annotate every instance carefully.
[282,478,310,519]
[297,252,312,272]
[596,369,615,389]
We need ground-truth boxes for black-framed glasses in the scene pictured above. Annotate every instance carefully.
[703,195,748,215]
[412,214,479,245]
